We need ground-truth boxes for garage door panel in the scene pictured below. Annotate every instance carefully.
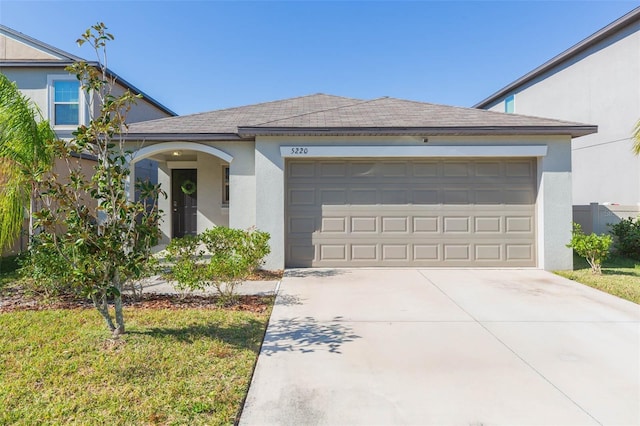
[506,244,535,261]
[506,216,533,233]
[287,243,315,266]
[413,162,439,177]
[475,161,502,177]
[381,162,408,177]
[414,217,439,233]
[289,188,315,205]
[506,161,534,177]
[475,244,502,261]
[320,189,347,204]
[381,217,408,233]
[414,244,440,260]
[475,216,502,233]
[443,217,470,233]
[444,244,471,260]
[319,162,346,177]
[321,217,346,233]
[320,245,347,261]
[289,216,316,234]
[414,190,440,204]
[289,162,315,178]
[349,189,378,204]
[351,216,377,233]
[286,158,536,267]
[352,245,377,260]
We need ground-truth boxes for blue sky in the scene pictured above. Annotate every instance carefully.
[1,1,638,115]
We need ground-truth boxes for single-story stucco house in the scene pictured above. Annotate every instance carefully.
[125,94,596,271]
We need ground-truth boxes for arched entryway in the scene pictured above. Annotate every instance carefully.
[128,142,234,243]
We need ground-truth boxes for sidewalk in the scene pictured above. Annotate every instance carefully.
[135,274,279,296]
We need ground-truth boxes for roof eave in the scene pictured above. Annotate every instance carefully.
[238,126,598,138]
[124,132,252,142]
[473,6,640,109]
[0,60,76,67]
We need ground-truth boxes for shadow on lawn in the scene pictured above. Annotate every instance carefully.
[130,318,266,349]
[260,316,360,356]
[601,268,640,277]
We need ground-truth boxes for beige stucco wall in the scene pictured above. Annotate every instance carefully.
[0,34,58,60]
[2,68,172,132]
[484,21,640,206]
[104,83,172,123]
[0,68,80,137]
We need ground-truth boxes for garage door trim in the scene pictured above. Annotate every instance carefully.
[281,145,548,158]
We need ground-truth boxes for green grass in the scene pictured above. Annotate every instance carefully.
[555,255,640,304]
[0,304,272,425]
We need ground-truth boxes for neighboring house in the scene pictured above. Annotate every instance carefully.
[126,93,596,271]
[474,7,640,233]
[0,24,176,254]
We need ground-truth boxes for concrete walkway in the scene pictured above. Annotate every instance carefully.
[135,274,278,296]
[240,268,640,425]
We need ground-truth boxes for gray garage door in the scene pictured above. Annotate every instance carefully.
[285,158,537,267]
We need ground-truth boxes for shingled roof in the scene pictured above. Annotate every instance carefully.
[127,93,596,140]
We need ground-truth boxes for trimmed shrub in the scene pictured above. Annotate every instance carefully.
[165,235,206,295]
[165,227,270,304]
[567,223,612,274]
[200,227,270,304]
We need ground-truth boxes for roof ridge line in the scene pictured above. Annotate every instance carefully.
[247,96,384,127]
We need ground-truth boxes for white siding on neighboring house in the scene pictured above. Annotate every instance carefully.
[481,17,640,206]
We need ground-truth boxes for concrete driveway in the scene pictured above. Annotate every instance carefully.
[240,269,640,425]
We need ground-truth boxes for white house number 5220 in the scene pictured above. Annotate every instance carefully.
[291,147,309,154]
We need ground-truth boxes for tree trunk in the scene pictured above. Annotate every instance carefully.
[91,293,116,332]
[113,294,125,336]
[112,270,125,336]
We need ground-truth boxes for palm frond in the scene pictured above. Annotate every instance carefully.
[633,119,640,155]
[0,73,56,251]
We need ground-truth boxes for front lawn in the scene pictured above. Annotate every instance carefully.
[0,301,272,424]
[555,255,640,304]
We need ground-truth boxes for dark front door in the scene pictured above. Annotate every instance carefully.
[172,169,197,238]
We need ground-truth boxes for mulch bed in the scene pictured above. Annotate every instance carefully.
[0,286,273,314]
[246,269,283,281]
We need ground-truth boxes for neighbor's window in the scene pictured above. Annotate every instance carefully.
[222,166,229,205]
[49,77,81,126]
[505,95,515,114]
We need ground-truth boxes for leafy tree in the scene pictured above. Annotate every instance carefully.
[567,222,612,274]
[29,23,165,336]
[0,74,55,251]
